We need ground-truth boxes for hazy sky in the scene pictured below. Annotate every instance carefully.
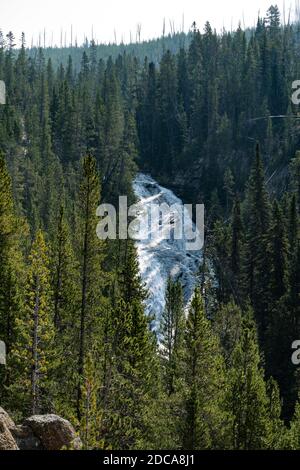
[0,0,293,46]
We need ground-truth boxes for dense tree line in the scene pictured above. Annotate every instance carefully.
[29,32,192,70]
[0,5,300,449]
[137,6,300,203]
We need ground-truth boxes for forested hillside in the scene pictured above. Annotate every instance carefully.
[29,31,192,69]
[1,4,300,450]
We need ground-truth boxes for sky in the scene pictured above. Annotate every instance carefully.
[0,0,296,47]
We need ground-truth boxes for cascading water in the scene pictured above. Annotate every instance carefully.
[132,173,203,328]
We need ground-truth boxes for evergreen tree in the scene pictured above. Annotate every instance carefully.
[269,201,289,301]
[213,301,243,367]
[77,155,104,419]
[243,144,271,337]
[102,243,156,450]
[0,152,23,353]
[0,152,25,405]
[288,400,300,449]
[265,377,287,449]
[51,205,80,420]
[160,277,185,395]
[11,230,54,415]
[226,309,270,449]
[289,194,298,249]
[230,196,244,299]
[80,351,104,449]
[290,151,300,215]
[183,288,230,450]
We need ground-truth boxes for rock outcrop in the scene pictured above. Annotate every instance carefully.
[0,407,15,430]
[0,408,19,450]
[24,415,82,450]
[11,424,42,450]
[0,408,82,450]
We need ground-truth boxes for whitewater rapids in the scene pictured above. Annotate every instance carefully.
[132,173,203,328]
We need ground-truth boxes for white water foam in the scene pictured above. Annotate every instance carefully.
[133,173,202,328]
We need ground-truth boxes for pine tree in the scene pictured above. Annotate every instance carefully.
[154,278,186,450]
[119,241,147,305]
[269,201,289,301]
[265,201,298,419]
[226,309,270,449]
[77,155,104,419]
[265,377,287,449]
[101,58,124,200]
[157,50,183,174]
[267,232,300,420]
[52,205,79,329]
[160,277,185,395]
[80,351,104,449]
[0,151,22,351]
[290,151,300,215]
[243,144,271,337]
[51,205,80,420]
[223,168,235,215]
[102,243,156,450]
[266,5,281,30]
[183,288,230,449]
[39,71,64,235]
[230,196,244,299]
[288,241,300,330]
[11,230,54,415]
[288,399,300,449]
[211,219,232,303]
[0,152,25,404]
[136,60,158,170]
[213,301,243,367]
[289,194,298,249]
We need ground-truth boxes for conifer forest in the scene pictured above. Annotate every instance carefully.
[1,2,300,453]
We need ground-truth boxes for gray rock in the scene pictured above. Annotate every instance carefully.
[0,409,81,450]
[25,414,82,450]
[0,410,18,450]
[11,425,43,450]
[0,407,15,429]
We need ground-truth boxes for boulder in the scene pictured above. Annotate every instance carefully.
[11,425,42,450]
[0,407,15,429]
[0,409,18,450]
[25,414,82,450]
[0,409,81,450]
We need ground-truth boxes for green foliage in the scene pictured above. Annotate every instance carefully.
[160,277,185,395]
[10,230,55,415]
[288,400,300,449]
[226,310,272,449]
[1,7,300,449]
[79,352,105,450]
[101,243,157,450]
[213,301,243,367]
[51,206,81,421]
[183,289,230,450]
[76,155,104,419]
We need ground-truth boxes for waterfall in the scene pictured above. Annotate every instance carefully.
[132,173,202,328]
